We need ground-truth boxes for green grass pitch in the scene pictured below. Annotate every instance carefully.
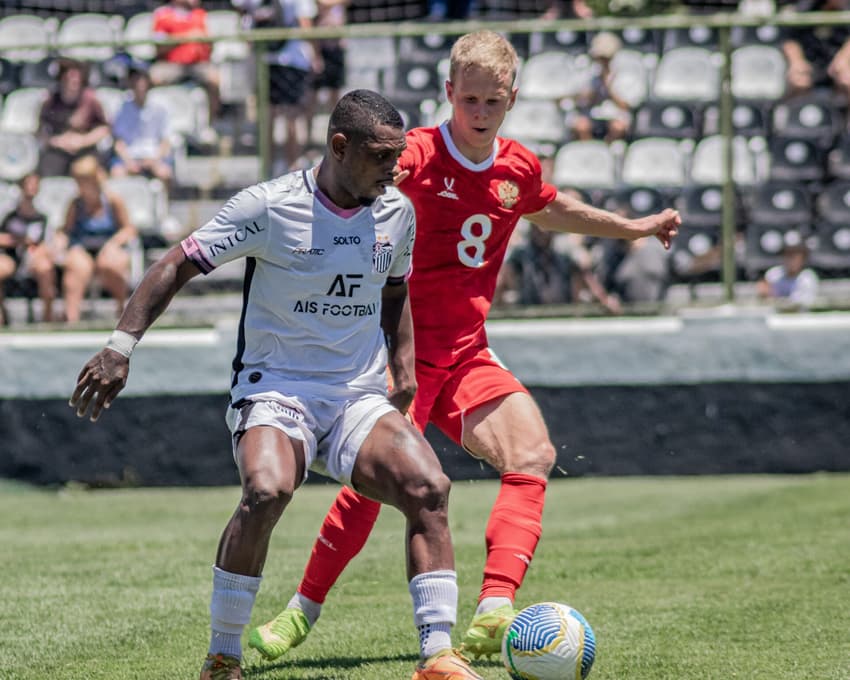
[2,474,849,679]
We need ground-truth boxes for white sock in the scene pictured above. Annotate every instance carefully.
[418,622,453,659]
[288,591,322,627]
[208,566,262,660]
[409,570,458,659]
[476,596,513,616]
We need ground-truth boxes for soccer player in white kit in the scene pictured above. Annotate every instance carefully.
[69,90,483,680]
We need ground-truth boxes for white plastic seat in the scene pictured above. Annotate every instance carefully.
[346,37,396,70]
[652,47,720,102]
[0,15,52,63]
[0,88,48,135]
[552,140,617,190]
[0,131,39,182]
[147,85,210,144]
[34,176,78,234]
[0,180,21,221]
[621,137,687,188]
[95,87,127,124]
[106,175,168,240]
[519,51,590,101]
[56,13,122,62]
[689,135,758,186]
[207,10,250,63]
[501,100,566,146]
[609,49,650,109]
[123,12,156,62]
[731,45,786,101]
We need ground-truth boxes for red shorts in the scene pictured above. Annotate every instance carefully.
[409,346,528,446]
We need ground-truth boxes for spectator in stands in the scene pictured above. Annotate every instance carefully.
[150,0,221,117]
[782,0,850,105]
[239,0,320,173]
[541,0,592,19]
[611,237,671,304]
[309,0,349,111]
[501,223,574,305]
[568,32,632,144]
[757,240,819,309]
[0,173,56,325]
[37,60,111,177]
[110,64,173,185]
[55,156,137,324]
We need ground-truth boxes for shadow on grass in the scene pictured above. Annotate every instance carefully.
[246,652,504,679]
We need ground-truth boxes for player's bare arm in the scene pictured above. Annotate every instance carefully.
[526,190,681,249]
[381,281,417,414]
[69,246,201,422]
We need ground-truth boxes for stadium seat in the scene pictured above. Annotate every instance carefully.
[122,12,156,62]
[552,140,617,196]
[610,185,668,217]
[747,179,812,226]
[392,61,442,102]
[814,179,850,225]
[609,49,651,109]
[621,137,688,190]
[95,86,127,124]
[670,222,723,281]
[827,133,850,181]
[772,91,841,150]
[730,23,788,48]
[0,58,19,96]
[633,100,699,140]
[767,136,825,183]
[745,222,812,276]
[810,219,850,272]
[0,15,53,65]
[346,36,396,71]
[399,34,454,63]
[147,84,212,147]
[0,88,47,135]
[528,29,588,56]
[0,131,38,182]
[519,51,591,101]
[33,175,77,234]
[106,175,169,245]
[56,13,122,62]
[690,135,759,187]
[675,184,725,229]
[663,24,719,51]
[207,9,250,63]
[701,101,768,139]
[652,47,720,102]
[0,180,21,220]
[500,99,567,152]
[731,45,787,101]
[618,27,662,54]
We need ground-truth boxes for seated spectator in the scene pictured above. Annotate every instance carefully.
[611,237,671,304]
[0,173,56,325]
[757,241,819,309]
[782,0,850,105]
[310,0,350,111]
[568,32,632,144]
[502,223,574,305]
[110,64,173,185]
[55,156,137,323]
[37,60,111,177]
[150,0,221,116]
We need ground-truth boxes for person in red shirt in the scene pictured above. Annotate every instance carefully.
[149,0,220,115]
[249,30,680,667]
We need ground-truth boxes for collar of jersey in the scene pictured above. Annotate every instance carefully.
[438,121,499,172]
[304,165,368,222]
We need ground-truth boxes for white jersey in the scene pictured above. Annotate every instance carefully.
[181,168,416,402]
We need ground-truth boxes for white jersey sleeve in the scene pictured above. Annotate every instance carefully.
[181,184,271,273]
[386,208,415,283]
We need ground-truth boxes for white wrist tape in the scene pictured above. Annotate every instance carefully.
[105,330,139,358]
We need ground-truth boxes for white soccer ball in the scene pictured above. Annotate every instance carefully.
[501,602,596,680]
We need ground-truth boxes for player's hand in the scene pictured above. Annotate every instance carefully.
[631,208,681,250]
[393,166,410,186]
[69,349,130,422]
[388,384,416,415]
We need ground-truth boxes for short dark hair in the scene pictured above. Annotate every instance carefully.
[327,89,404,144]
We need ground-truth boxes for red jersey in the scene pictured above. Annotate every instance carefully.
[397,124,557,367]
[153,6,212,64]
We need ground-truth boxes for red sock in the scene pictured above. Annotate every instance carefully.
[480,472,547,602]
[298,486,381,604]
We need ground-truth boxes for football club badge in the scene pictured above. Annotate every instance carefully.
[373,238,393,273]
[497,180,520,208]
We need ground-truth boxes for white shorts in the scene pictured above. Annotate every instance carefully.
[225,390,397,486]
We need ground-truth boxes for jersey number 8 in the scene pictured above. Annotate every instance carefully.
[457,214,492,268]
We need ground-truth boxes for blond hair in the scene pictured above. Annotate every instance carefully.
[449,30,518,86]
[70,154,105,184]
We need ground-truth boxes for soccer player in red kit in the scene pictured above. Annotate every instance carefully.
[250,30,680,669]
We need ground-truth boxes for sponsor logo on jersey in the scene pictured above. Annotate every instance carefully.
[372,237,393,274]
[292,246,325,255]
[207,220,265,257]
[333,235,361,245]
[437,176,459,200]
[497,180,520,208]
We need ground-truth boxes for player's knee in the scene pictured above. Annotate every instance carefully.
[399,466,451,516]
[241,478,294,522]
[512,439,556,478]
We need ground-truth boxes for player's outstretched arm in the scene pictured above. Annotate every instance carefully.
[69,246,202,422]
[526,190,681,249]
[381,281,417,414]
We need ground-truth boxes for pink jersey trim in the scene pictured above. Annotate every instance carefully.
[181,235,215,274]
[314,187,364,219]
